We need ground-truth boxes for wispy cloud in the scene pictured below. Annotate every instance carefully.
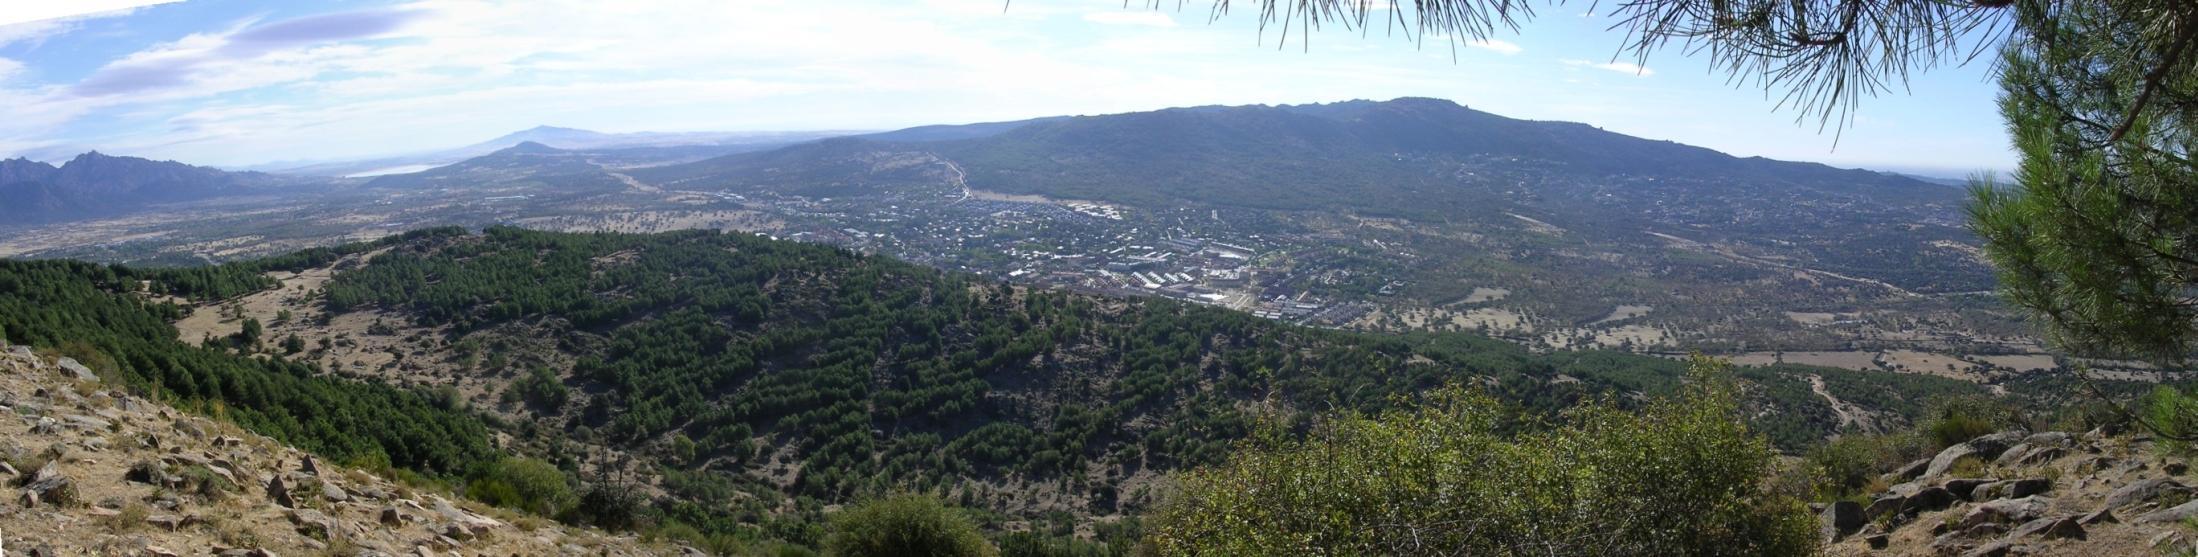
[1082,11,1178,27]
[1563,59,1653,77]
[1467,39,1521,55]
[72,8,428,97]
[0,1,181,48]
[0,0,178,27]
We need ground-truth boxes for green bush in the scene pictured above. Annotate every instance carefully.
[1805,432,1929,501]
[466,457,575,517]
[822,494,997,557]
[1920,396,2022,449]
[563,481,647,531]
[1149,358,1818,556]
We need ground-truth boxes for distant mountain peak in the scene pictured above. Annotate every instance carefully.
[496,141,564,155]
[1382,96,1463,107]
[520,125,590,134]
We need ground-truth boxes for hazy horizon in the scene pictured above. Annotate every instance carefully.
[1,1,2014,177]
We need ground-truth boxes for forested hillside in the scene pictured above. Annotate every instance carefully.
[300,228,1998,541]
[0,227,2013,552]
[0,246,495,475]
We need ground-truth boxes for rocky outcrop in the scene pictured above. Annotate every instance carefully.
[0,340,679,556]
[1826,429,2198,556]
[1923,431,2027,479]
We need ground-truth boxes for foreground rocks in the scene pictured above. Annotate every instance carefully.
[1826,428,2198,556]
[0,340,684,556]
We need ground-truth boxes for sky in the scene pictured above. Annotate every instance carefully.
[0,0,2014,176]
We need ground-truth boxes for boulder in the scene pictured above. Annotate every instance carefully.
[379,505,406,526]
[1964,522,2008,538]
[2016,446,2067,467]
[1925,431,2027,479]
[2135,499,2198,524]
[1993,444,2035,467]
[1975,478,2052,501]
[64,414,111,431]
[2009,515,2085,540]
[1943,478,1997,500]
[20,461,74,506]
[2080,508,2119,525]
[286,508,335,539]
[1865,533,1890,549]
[1865,494,1905,520]
[54,357,98,382]
[1886,457,1932,483]
[1818,500,1865,542]
[2023,431,2073,447]
[1962,496,2050,529]
[322,481,349,503]
[1900,486,1959,515]
[2103,478,2190,510]
[268,475,297,508]
[1961,540,2019,557]
[1930,532,1973,554]
[147,513,189,531]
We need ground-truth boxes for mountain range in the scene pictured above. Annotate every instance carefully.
[0,151,305,224]
[643,97,1957,213]
[248,126,860,177]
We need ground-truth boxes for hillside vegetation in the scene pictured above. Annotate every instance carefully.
[0,227,2026,553]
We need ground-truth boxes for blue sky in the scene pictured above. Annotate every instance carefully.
[0,0,2012,176]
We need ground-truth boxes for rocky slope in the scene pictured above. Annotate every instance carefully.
[1823,427,2198,556]
[0,339,682,556]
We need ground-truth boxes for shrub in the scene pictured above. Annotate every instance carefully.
[466,457,575,517]
[1148,357,1817,556]
[509,366,569,412]
[1920,396,2022,449]
[563,481,647,531]
[1805,432,1929,500]
[822,494,997,557]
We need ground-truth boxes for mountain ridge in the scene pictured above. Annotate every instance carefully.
[640,97,1954,216]
[0,152,298,224]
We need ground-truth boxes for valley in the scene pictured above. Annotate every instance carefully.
[25,227,2015,545]
[12,1,2198,554]
[1,99,2154,388]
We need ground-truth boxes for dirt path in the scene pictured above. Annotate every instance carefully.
[1809,374,1879,434]
[943,158,970,203]
[599,165,664,194]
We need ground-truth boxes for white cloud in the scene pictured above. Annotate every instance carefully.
[0,57,22,82]
[1082,11,1177,27]
[0,0,178,27]
[1563,59,1653,76]
[0,0,179,47]
[1467,39,1521,55]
